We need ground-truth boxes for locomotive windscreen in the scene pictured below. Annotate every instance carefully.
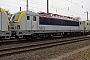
[10,14,20,21]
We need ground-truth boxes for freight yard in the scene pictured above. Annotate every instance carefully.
[0,0,90,60]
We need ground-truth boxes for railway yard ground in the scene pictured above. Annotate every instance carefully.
[0,35,90,60]
[49,45,90,60]
[60,47,90,60]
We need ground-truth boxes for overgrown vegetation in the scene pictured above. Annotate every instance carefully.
[87,51,90,59]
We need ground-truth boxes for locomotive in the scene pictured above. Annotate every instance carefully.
[0,7,11,39]
[8,10,90,39]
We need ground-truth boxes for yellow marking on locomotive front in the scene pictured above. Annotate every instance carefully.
[84,21,87,27]
[14,11,26,23]
[0,7,10,22]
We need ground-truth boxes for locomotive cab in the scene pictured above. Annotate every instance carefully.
[10,11,39,38]
[0,8,11,39]
[9,12,23,38]
[9,12,22,31]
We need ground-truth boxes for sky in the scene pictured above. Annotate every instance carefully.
[0,0,90,21]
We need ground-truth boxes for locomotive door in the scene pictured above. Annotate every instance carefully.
[31,16,38,30]
[26,15,31,30]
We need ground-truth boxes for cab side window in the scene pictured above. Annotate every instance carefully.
[27,16,30,20]
[33,16,36,21]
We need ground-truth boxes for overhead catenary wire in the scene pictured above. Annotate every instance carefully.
[19,0,87,18]
[2,0,89,12]
[1,0,89,18]
[65,0,89,10]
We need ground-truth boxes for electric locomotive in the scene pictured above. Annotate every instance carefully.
[9,11,90,39]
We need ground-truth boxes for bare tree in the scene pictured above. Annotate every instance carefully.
[5,10,12,20]
[74,16,81,21]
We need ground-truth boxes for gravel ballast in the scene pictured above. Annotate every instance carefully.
[61,48,90,60]
[49,45,90,60]
[0,40,90,60]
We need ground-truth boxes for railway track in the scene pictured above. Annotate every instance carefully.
[0,35,90,58]
[0,36,63,45]
[0,35,87,45]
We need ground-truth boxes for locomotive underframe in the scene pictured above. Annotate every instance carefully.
[12,30,90,40]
